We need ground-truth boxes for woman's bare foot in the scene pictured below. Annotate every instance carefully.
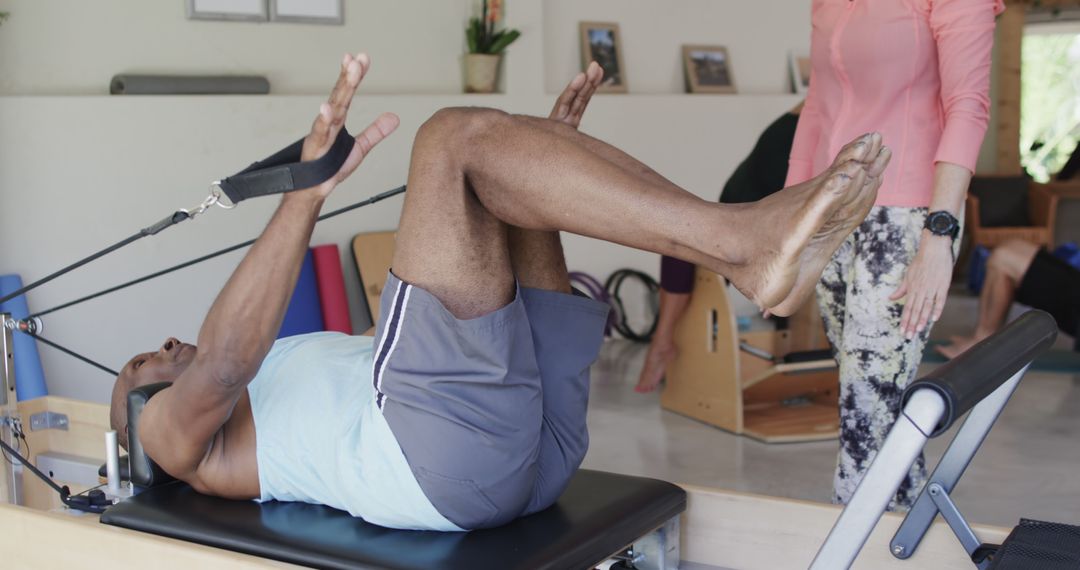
[767,140,892,316]
[720,133,884,314]
[635,339,677,393]
[935,334,985,359]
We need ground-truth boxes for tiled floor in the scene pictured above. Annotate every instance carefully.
[580,295,1080,530]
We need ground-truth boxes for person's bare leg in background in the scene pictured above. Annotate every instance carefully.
[936,239,1039,358]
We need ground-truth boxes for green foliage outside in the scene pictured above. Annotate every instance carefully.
[1021,32,1080,182]
[0,12,9,26]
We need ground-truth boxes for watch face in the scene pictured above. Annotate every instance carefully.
[927,212,958,236]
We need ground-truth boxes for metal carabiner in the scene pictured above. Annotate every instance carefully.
[179,183,237,220]
[208,182,236,210]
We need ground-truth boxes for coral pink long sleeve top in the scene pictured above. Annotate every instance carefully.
[785,0,1004,207]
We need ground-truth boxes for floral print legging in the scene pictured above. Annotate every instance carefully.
[817,206,959,511]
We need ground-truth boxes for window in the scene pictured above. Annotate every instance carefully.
[1021,20,1080,182]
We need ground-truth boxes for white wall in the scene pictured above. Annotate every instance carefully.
[544,0,811,95]
[0,0,472,95]
[4,1,1007,403]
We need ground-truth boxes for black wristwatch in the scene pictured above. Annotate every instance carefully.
[924,210,960,240]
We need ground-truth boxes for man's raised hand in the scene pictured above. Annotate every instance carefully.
[548,61,604,128]
[300,52,400,199]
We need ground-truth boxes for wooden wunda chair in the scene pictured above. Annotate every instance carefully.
[661,268,840,443]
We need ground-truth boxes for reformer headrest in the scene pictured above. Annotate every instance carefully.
[127,382,177,488]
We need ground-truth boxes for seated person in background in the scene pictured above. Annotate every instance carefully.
[636,101,803,392]
[109,52,890,531]
[937,239,1080,358]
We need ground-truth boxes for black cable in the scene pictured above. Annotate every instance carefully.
[30,240,252,319]
[23,331,119,376]
[0,443,14,465]
[604,269,660,343]
[1,424,30,466]
[0,233,143,307]
[30,185,406,319]
[0,437,66,495]
[0,431,24,465]
[0,211,191,308]
[20,429,29,463]
[70,482,106,498]
[11,185,407,379]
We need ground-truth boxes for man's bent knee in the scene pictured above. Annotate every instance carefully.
[416,106,510,148]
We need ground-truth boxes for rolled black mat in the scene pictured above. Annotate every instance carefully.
[110,74,270,95]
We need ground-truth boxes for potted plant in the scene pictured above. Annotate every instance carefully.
[464,0,520,93]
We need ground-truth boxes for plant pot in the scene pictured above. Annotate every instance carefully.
[464,53,501,94]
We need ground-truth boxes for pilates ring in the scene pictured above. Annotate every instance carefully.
[604,268,660,343]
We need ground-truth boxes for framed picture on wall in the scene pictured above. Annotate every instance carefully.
[579,22,627,93]
[790,51,811,94]
[682,45,736,94]
[270,0,343,24]
[186,0,268,22]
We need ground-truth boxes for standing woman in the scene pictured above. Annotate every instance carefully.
[786,0,1004,509]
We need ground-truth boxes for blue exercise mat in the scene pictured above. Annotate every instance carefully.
[277,250,325,338]
[0,274,48,400]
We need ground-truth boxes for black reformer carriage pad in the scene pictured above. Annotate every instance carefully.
[100,469,686,570]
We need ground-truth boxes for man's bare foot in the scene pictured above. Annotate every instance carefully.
[635,339,677,393]
[721,134,885,315]
[549,61,603,128]
[935,334,985,359]
[767,139,892,316]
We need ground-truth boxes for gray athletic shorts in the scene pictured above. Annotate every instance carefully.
[373,271,609,530]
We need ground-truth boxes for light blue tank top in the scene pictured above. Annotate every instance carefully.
[246,332,462,531]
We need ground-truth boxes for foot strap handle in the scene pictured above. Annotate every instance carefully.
[217,127,353,205]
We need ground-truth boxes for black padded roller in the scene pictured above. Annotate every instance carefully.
[902,310,1057,437]
[127,381,178,488]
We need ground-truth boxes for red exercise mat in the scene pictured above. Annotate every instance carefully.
[312,244,353,334]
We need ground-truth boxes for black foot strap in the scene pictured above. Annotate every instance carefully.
[217,127,354,204]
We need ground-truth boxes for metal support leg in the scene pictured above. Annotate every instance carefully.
[890,368,1026,563]
[1,313,22,505]
[810,389,947,569]
[924,484,991,569]
[631,516,680,570]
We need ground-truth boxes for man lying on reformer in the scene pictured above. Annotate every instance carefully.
[108,52,891,532]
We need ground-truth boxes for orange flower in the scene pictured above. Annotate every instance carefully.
[488,0,501,22]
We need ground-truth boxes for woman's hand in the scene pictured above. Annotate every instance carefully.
[890,232,954,339]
